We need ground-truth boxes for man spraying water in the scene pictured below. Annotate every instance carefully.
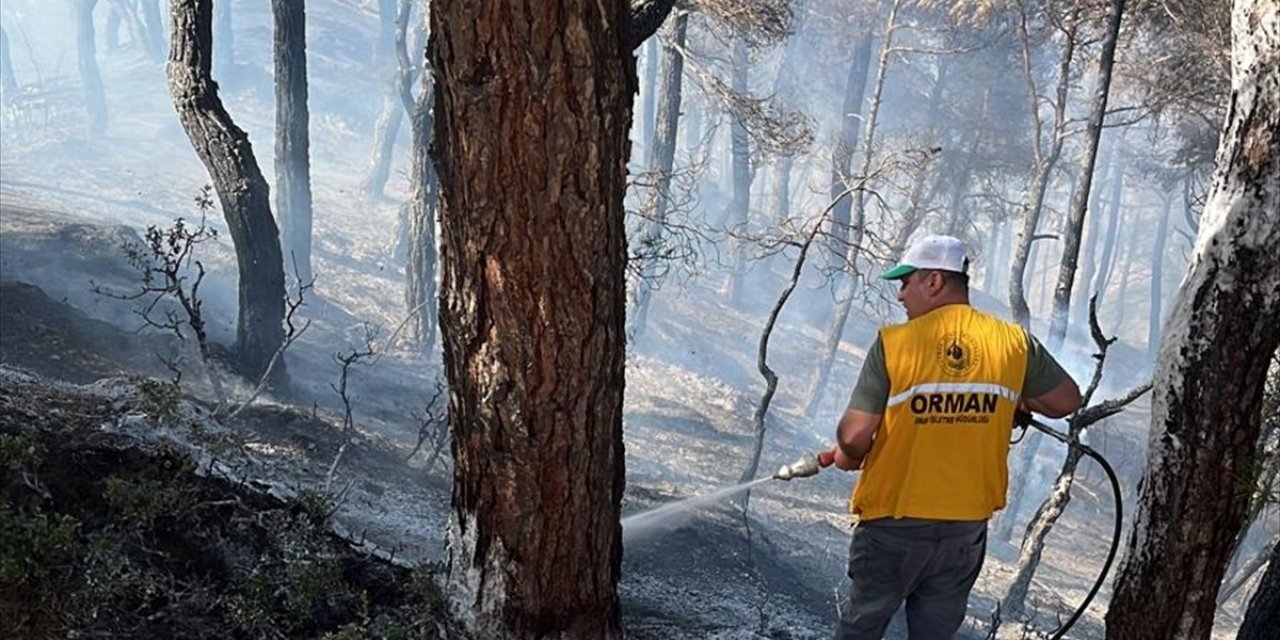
[819,235,1082,640]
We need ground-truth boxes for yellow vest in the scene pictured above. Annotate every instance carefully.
[851,304,1028,521]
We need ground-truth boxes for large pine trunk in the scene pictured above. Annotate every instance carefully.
[167,0,286,382]
[430,0,632,637]
[1046,0,1128,347]
[1105,0,1280,635]
[74,0,108,137]
[272,0,313,284]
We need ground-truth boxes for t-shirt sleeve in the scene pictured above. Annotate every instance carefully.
[848,336,889,414]
[1022,330,1072,398]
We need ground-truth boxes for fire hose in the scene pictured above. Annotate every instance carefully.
[1016,414,1124,640]
[774,414,1124,639]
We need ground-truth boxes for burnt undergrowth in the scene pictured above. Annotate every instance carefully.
[0,377,460,640]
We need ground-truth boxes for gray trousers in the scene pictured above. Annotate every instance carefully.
[834,518,987,640]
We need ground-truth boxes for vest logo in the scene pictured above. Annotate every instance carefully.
[909,392,999,414]
[936,332,980,377]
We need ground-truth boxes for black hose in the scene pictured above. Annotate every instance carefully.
[1022,417,1124,640]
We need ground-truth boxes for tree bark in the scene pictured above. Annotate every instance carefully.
[1001,447,1085,618]
[1237,537,1280,640]
[430,0,632,636]
[1047,0,1128,348]
[74,0,108,137]
[1105,0,1280,635]
[403,57,437,350]
[273,0,313,284]
[1009,4,1079,329]
[167,0,286,382]
[628,12,688,339]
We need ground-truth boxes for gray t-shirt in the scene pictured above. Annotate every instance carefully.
[847,330,1070,414]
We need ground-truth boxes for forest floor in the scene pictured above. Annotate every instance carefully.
[1,197,1189,640]
[0,0,1260,632]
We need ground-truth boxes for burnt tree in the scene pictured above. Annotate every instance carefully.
[1046,0,1128,347]
[167,0,286,382]
[74,0,108,136]
[273,0,313,284]
[430,0,633,637]
[1105,0,1280,635]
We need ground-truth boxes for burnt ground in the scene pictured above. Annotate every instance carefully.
[0,209,844,639]
[0,206,1158,640]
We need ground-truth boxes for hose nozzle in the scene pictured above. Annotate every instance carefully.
[774,454,822,481]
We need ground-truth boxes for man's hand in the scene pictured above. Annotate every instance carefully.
[820,444,862,471]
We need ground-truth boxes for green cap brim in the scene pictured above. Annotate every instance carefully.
[880,264,917,280]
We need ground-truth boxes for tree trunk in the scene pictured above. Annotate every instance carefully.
[1148,190,1171,359]
[995,430,1043,542]
[403,61,437,350]
[1072,141,1114,328]
[1009,5,1079,328]
[1092,162,1126,309]
[74,0,108,137]
[0,26,17,98]
[1105,0,1280,634]
[167,0,286,382]
[768,155,794,224]
[628,12,687,340]
[1237,538,1280,640]
[362,0,412,202]
[1001,447,1085,618]
[827,31,874,268]
[1111,208,1141,332]
[430,0,632,636]
[725,38,752,307]
[639,35,659,164]
[740,222,823,512]
[1046,0,1128,348]
[273,0,313,284]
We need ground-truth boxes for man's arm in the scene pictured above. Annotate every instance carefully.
[1021,331,1082,418]
[822,336,888,471]
[832,409,881,469]
[1023,378,1081,418]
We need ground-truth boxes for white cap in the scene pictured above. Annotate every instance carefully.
[880,234,969,280]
